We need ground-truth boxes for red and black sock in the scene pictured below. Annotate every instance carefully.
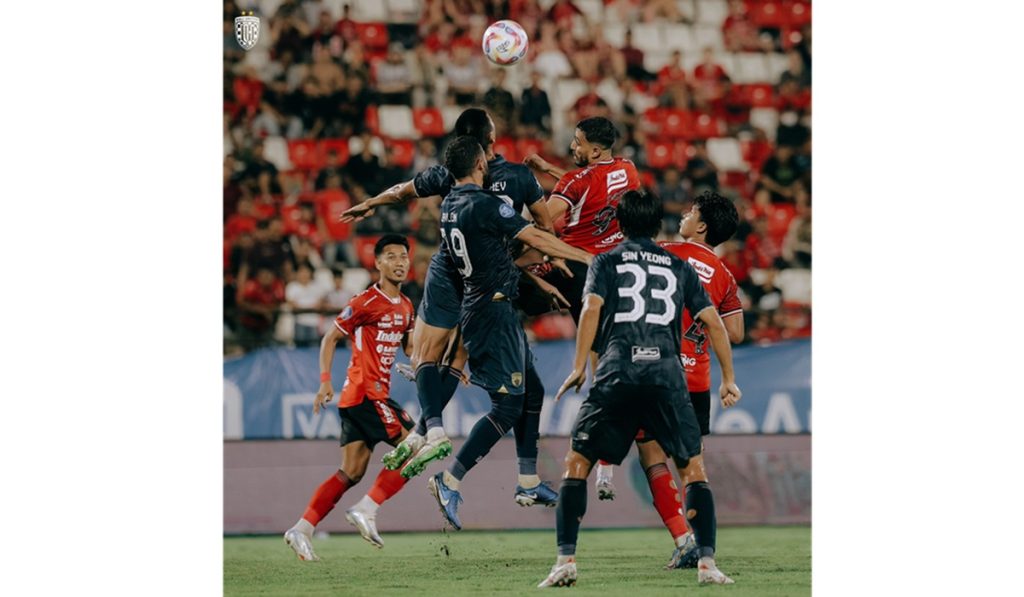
[645,463,688,541]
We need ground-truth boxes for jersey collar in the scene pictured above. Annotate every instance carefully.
[372,284,402,304]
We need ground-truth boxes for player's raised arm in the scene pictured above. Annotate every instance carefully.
[339,180,418,223]
[523,153,568,182]
[515,225,593,267]
[314,324,345,414]
[556,293,603,400]
[696,307,742,408]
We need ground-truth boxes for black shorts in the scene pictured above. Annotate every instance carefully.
[338,398,414,449]
[689,389,711,436]
[570,383,702,467]
[417,252,463,329]
[460,299,528,396]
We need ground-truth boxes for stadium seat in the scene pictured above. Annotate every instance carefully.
[262,136,293,171]
[644,51,673,73]
[518,138,545,159]
[731,53,771,83]
[348,135,387,159]
[663,109,695,140]
[749,107,779,140]
[692,113,724,138]
[777,268,811,305]
[287,139,323,171]
[355,236,382,270]
[639,169,657,189]
[765,52,790,83]
[412,107,446,137]
[631,23,665,53]
[694,25,725,51]
[750,0,786,27]
[259,0,285,21]
[356,23,389,50]
[341,267,371,296]
[386,0,421,19]
[388,139,416,168]
[351,2,388,22]
[378,105,417,139]
[576,0,605,22]
[676,0,697,22]
[602,21,627,48]
[493,137,520,162]
[645,139,676,170]
[706,137,745,171]
[739,137,773,170]
[720,170,750,192]
[696,0,728,26]
[553,78,589,113]
[365,105,380,136]
[319,138,350,165]
[441,105,464,132]
[663,23,697,53]
[784,1,812,28]
[747,83,776,107]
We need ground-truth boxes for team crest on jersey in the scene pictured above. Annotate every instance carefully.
[341,306,353,320]
[498,203,515,218]
[687,258,715,284]
[606,169,628,194]
[511,372,523,387]
[234,12,260,50]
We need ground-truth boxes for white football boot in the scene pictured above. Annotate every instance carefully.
[537,560,577,588]
[697,557,735,584]
[345,506,384,548]
[283,527,320,562]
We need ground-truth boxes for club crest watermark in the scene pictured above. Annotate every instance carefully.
[234,11,260,51]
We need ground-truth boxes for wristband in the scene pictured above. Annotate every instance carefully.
[320,372,331,383]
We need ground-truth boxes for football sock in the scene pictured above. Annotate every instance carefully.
[596,462,613,483]
[302,470,352,526]
[645,463,688,540]
[414,367,464,435]
[415,363,445,431]
[514,365,544,475]
[556,478,588,556]
[518,474,541,488]
[293,518,315,536]
[353,494,380,515]
[366,467,407,507]
[451,392,524,480]
[442,469,461,491]
[684,481,717,558]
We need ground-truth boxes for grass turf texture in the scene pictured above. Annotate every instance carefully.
[225,526,810,595]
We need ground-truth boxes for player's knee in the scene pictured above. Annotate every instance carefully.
[525,375,545,410]
[680,456,708,485]
[490,395,524,431]
[563,450,592,479]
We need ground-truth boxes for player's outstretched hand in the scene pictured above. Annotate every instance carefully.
[533,275,571,310]
[549,258,573,278]
[522,153,551,172]
[314,382,334,414]
[555,367,586,401]
[339,203,375,223]
[719,382,742,409]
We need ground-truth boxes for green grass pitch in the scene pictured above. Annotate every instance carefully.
[225,526,810,596]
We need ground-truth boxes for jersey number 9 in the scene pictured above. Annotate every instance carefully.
[441,228,473,277]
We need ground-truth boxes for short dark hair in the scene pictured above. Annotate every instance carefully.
[694,189,739,246]
[454,108,494,152]
[616,190,662,239]
[374,234,409,256]
[444,136,485,179]
[576,117,619,149]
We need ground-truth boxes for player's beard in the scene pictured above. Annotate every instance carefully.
[572,152,588,168]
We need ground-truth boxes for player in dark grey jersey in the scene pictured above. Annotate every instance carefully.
[537,190,741,588]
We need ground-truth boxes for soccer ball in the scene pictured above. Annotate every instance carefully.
[482,20,529,66]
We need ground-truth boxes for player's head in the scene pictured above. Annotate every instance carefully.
[444,135,488,183]
[454,108,495,156]
[374,234,410,285]
[680,189,740,246]
[571,117,619,167]
[616,190,662,240]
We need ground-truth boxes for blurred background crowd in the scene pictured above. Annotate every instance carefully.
[223,0,811,354]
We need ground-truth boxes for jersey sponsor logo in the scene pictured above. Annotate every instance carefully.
[498,203,516,218]
[597,231,624,247]
[375,330,404,343]
[394,314,404,326]
[687,258,715,284]
[606,169,629,194]
[631,346,662,362]
[680,354,697,367]
[376,401,396,425]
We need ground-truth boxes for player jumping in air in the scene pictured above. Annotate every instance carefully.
[426,136,593,530]
[341,109,569,508]
[538,190,740,588]
[283,235,418,559]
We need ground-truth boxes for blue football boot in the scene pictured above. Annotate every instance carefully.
[427,472,464,530]
[514,481,559,507]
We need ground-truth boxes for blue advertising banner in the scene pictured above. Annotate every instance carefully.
[224,339,810,439]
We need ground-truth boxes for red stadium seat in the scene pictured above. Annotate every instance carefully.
[692,113,724,139]
[493,137,520,162]
[287,139,324,171]
[364,105,380,136]
[357,23,389,50]
[662,109,695,140]
[319,139,350,165]
[645,139,675,170]
[784,1,812,28]
[748,83,776,108]
[355,236,382,270]
[641,107,669,131]
[674,141,694,165]
[739,138,773,171]
[750,0,786,27]
[721,171,751,194]
[412,107,446,137]
[518,138,545,159]
[388,139,415,168]
[638,170,656,189]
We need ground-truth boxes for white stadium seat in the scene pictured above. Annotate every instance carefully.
[778,269,812,305]
[750,108,779,141]
[259,0,285,18]
[662,24,697,53]
[349,135,387,158]
[553,78,589,113]
[262,136,293,171]
[377,105,418,139]
[320,0,347,20]
[696,0,728,26]
[706,137,745,171]
[342,267,372,297]
[731,53,770,83]
[765,52,790,83]
[576,0,605,22]
[631,23,664,53]
[351,0,388,22]
[441,105,463,131]
[694,25,725,51]
[602,21,627,48]
[644,51,673,73]
[676,0,697,22]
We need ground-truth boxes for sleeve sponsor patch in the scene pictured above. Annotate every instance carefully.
[341,306,353,320]
[498,203,515,218]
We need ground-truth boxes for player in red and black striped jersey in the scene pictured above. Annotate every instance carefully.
[284,235,420,561]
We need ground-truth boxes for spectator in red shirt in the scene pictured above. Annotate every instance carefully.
[316,173,357,268]
[657,50,689,90]
[692,47,728,105]
[722,0,760,52]
[237,267,286,350]
[333,3,358,43]
[225,198,258,243]
[570,85,612,123]
[547,0,583,28]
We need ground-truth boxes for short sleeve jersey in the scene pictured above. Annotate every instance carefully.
[551,157,641,254]
[660,241,743,392]
[440,184,532,312]
[334,285,415,407]
[583,237,713,391]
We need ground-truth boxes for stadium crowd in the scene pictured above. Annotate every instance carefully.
[223,0,811,353]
